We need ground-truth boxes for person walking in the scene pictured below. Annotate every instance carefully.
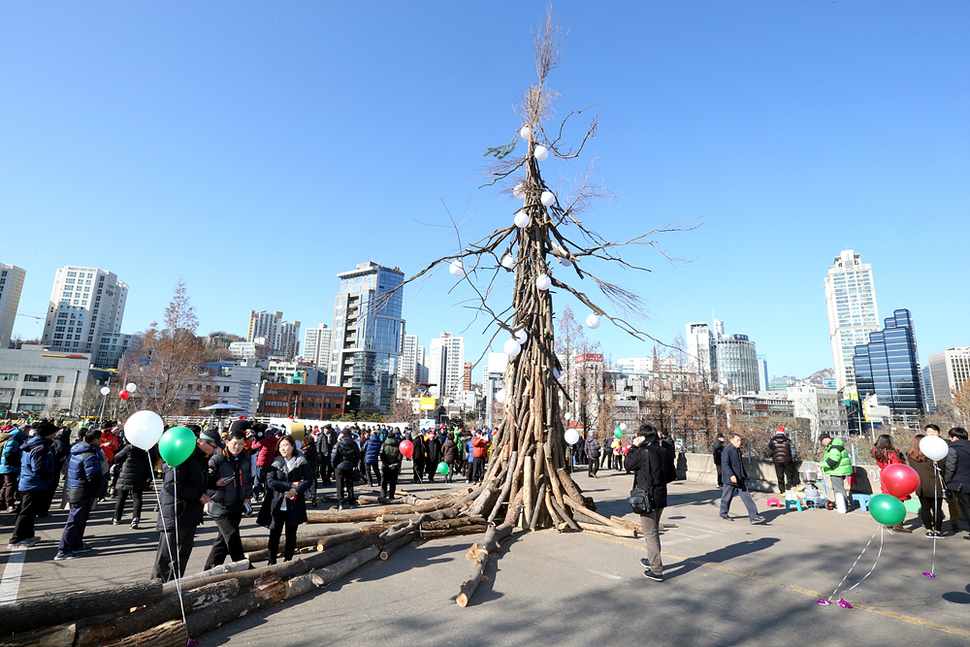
[204,428,253,569]
[411,431,427,484]
[1,426,28,512]
[585,432,601,478]
[55,427,105,560]
[7,422,59,548]
[425,431,442,483]
[331,428,361,510]
[379,431,402,498]
[719,433,765,524]
[363,430,382,487]
[906,435,945,538]
[111,439,153,529]
[257,435,313,564]
[625,423,677,582]
[471,432,489,483]
[943,427,970,539]
[768,426,799,493]
[819,433,853,513]
[441,434,458,483]
[150,429,218,582]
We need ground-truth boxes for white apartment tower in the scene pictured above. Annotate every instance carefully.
[428,332,465,398]
[824,250,880,392]
[248,310,301,359]
[0,264,26,348]
[41,266,128,356]
[302,324,333,368]
[400,334,423,385]
[928,347,970,406]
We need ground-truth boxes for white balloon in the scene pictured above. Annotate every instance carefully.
[919,435,949,462]
[495,388,507,404]
[620,423,627,431]
[519,125,532,141]
[534,145,549,161]
[553,367,562,379]
[126,383,137,392]
[124,410,165,451]
[100,386,110,395]
[564,429,580,445]
[514,211,531,228]
[540,191,555,207]
[449,260,464,277]
[503,338,522,357]
[586,313,601,329]
[513,183,526,199]
[501,254,516,269]
[536,274,552,290]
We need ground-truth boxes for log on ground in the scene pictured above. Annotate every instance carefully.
[100,620,186,647]
[184,573,286,637]
[0,622,76,647]
[563,495,624,530]
[609,516,643,533]
[284,573,325,600]
[421,524,486,539]
[311,546,380,585]
[455,524,513,608]
[379,531,417,560]
[239,525,345,552]
[577,522,637,538]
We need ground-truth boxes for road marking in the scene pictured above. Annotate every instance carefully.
[589,533,970,639]
[0,548,26,605]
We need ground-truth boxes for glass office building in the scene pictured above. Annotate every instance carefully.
[852,309,923,415]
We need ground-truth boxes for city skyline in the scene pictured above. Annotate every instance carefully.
[3,3,967,380]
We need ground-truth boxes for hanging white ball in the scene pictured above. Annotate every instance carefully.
[564,429,580,445]
[620,423,627,431]
[126,382,137,392]
[553,367,562,380]
[536,274,552,291]
[519,125,532,141]
[514,329,528,344]
[100,386,110,395]
[501,254,515,269]
[586,313,601,329]
[540,191,555,207]
[449,260,464,277]
[534,145,549,161]
[495,388,507,404]
[503,338,522,357]
[513,183,526,200]
[514,211,531,228]
[559,257,573,268]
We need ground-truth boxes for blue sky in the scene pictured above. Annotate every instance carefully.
[2,1,968,380]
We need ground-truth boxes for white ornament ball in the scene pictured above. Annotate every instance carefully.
[540,191,555,207]
[449,260,464,277]
[514,210,531,228]
[564,429,580,445]
[519,125,532,141]
[100,386,110,395]
[620,423,627,431]
[126,382,137,392]
[501,254,515,269]
[534,145,549,161]
[513,183,526,199]
[536,274,552,291]
[514,329,528,344]
[586,313,601,329]
[503,338,522,357]
[495,388,507,404]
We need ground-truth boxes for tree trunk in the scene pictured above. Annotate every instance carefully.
[421,524,487,539]
[563,495,624,530]
[0,580,164,634]
[184,573,286,637]
[379,532,416,560]
[311,546,380,585]
[284,573,325,600]
[239,525,345,552]
[577,522,637,538]
[100,620,186,647]
[455,524,513,608]
[0,623,76,647]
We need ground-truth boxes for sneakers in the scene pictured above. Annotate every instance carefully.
[925,530,945,539]
[130,518,139,530]
[640,557,650,568]
[7,536,40,549]
[112,519,121,526]
[750,516,766,525]
[74,543,92,553]
[643,571,664,582]
[53,551,77,561]
[719,515,733,521]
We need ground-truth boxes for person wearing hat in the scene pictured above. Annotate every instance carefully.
[150,427,219,581]
[1,425,29,512]
[768,426,798,494]
[7,422,59,548]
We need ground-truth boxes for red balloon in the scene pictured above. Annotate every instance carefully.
[119,389,130,401]
[882,463,920,498]
[399,440,414,459]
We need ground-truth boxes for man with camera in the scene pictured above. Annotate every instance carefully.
[625,423,676,582]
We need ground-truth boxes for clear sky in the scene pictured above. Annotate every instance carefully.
[2,1,968,381]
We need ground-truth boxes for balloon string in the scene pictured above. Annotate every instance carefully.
[841,525,884,595]
[930,463,942,574]
[827,526,879,601]
[153,469,189,635]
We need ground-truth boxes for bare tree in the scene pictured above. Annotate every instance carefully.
[120,280,213,423]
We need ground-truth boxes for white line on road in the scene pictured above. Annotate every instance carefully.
[0,549,26,605]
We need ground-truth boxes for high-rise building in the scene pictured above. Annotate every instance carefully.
[852,309,923,415]
[685,322,715,380]
[927,347,970,407]
[400,334,422,385]
[463,361,472,391]
[686,319,758,394]
[41,266,128,361]
[824,250,880,391]
[302,324,332,368]
[247,310,300,359]
[328,261,404,412]
[0,264,26,349]
[427,332,465,398]
[921,365,936,413]
[756,355,769,392]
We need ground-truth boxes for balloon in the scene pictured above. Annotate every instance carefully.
[126,383,137,392]
[119,389,130,400]
[437,462,450,475]
[158,426,197,467]
[881,463,920,498]
[519,125,532,141]
[124,410,165,451]
[919,435,949,462]
[513,183,526,199]
[620,423,627,431]
[622,444,630,455]
[869,493,906,526]
[495,389,506,404]
[399,440,414,459]
[564,429,580,445]
[501,254,515,269]
[614,429,622,439]
[514,329,528,344]
[514,211,530,228]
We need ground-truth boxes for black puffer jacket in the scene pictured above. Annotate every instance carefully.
[944,439,970,493]
[768,433,795,463]
[156,446,209,531]
[114,443,153,492]
[207,448,253,515]
[625,442,676,509]
[331,435,360,471]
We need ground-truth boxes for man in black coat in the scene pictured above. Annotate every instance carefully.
[625,423,676,582]
[585,432,601,478]
[720,434,765,524]
[151,429,219,582]
[943,427,970,538]
[768,426,798,493]
[711,433,726,487]
[331,428,361,510]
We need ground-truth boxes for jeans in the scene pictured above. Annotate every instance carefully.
[720,484,759,519]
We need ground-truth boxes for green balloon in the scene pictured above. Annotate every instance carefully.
[158,426,196,467]
[868,493,906,526]
[614,429,622,439]
[437,461,450,475]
